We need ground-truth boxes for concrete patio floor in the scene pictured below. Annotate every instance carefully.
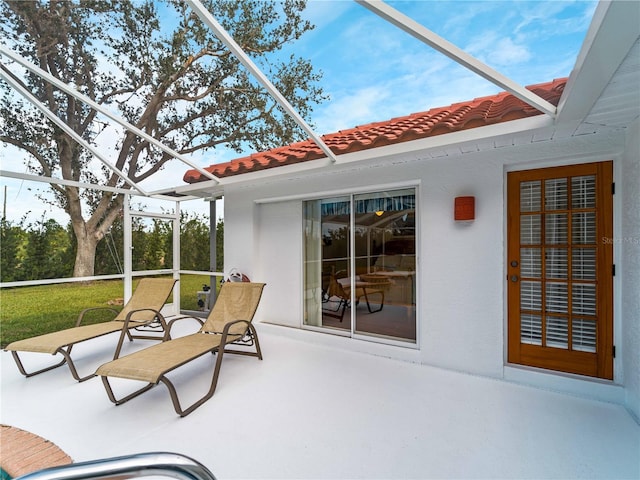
[1,321,638,479]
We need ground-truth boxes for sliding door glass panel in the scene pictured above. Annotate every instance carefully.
[303,201,323,328]
[353,189,416,342]
[303,197,351,331]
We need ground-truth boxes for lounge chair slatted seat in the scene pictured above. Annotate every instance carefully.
[97,333,230,383]
[96,282,265,417]
[4,277,177,382]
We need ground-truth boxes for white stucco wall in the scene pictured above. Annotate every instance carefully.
[223,146,520,378]
[221,128,635,405]
[621,118,640,421]
[417,156,504,377]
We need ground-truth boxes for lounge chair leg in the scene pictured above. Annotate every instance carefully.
[249,324,263,360]
[159,345,228,417]
[10,349,95,382]
[100,376,155,405]
[10,351,67,378]
[363,290,384,313]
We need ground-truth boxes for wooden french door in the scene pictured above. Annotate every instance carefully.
[507,161,613,379]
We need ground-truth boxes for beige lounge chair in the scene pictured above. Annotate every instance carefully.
[5,277,177,382]
[96,282,265,417]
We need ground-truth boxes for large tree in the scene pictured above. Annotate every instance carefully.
[0,0,324,276]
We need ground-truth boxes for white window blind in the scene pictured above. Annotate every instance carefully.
[518,172,601,353]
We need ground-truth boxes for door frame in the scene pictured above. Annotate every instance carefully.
[505,160,614,380]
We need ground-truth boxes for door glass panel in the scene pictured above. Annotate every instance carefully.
[545,213,567,244]
[521,314,542,345]
[546,248,567,279]
[572,212,596,244]
[572,319,597,352]
[545,178,567,210]
[520,281,541,311]
[546,282,568,314]
[520,248,541,278]
[303,197,351,332]
[546,316,568,349]
[572,283,596,316]
[520,215,541,244]
[571,175,596,209]
[572,248,596,280]
[520,181,541,212]
[353,189,416,342]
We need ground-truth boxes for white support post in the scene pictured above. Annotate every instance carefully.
[123,194,133,302]
[172,200,181,315]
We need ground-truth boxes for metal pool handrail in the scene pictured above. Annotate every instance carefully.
[14,452,216,480]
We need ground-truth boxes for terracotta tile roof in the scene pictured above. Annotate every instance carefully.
[183,77,567,183]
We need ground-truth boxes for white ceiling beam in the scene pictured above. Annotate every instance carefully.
[185,0,339,163]
[0,45,220,184]
[356,0,557,117]
[1,169,137,196]
[0,169,188,202]
[0,66,148,195]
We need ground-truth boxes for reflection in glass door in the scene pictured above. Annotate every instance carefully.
[303,196,352,332]
[303,189,416,343]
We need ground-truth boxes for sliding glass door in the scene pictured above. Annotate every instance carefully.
[303,188,416,344]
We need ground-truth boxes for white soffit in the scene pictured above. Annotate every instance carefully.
[556,0,640,124]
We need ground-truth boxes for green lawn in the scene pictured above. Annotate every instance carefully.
[0,275,219,348]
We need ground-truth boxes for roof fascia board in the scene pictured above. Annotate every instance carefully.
[0,66,148,195]
[556,0,640,123]
[335,115,554,164]
[169,179,227,199]
[0,45,220,184]
[185,0,339,164]
[148,185,219,201]
[356,0,557,117]
[178,114,554,196]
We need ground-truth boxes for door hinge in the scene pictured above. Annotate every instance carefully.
[612,345,616,358]
[612,264,616,276]
[612,182,615,194]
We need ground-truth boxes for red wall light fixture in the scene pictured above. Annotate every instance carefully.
[454,196,475,222]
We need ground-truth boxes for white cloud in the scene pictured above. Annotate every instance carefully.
[487,37,532,66]
[314,85,391,134]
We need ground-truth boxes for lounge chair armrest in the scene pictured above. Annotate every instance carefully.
[220,319,251,341]
[167,315,205,336]
[76,306,119,327]
[112,308,170,361]
[122,308,167,330]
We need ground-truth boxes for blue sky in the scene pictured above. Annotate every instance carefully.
[1,0,598,223]
[281,0,596,136]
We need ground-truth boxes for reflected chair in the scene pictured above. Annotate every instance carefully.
[322,272,389,321]
[96,282,266,417]
[4,278,177,382]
